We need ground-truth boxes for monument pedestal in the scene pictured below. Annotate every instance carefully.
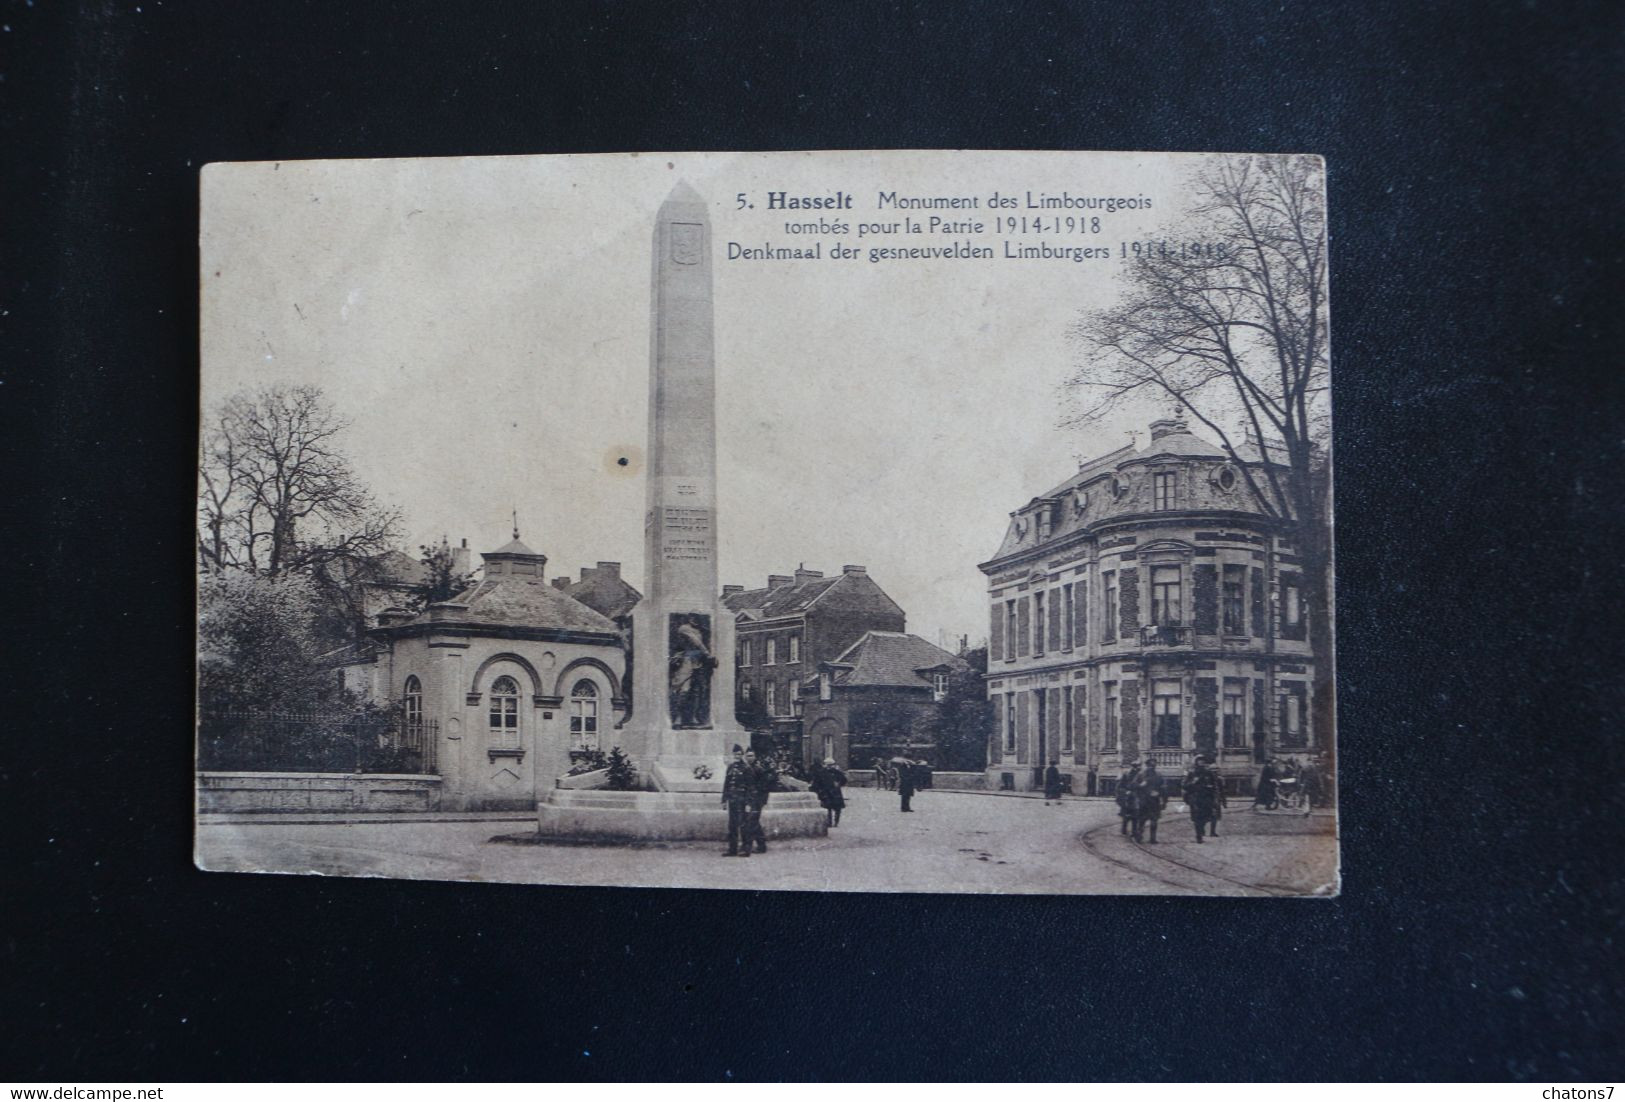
[535,787,827,844]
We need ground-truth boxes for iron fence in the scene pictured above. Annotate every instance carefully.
[197,710,439,775]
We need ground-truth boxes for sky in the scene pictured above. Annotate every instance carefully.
[200,150,1209,647]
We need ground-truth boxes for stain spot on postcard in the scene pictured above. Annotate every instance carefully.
[606,445,642,476]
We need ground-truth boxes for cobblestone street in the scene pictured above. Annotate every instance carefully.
[197,787,1337,895]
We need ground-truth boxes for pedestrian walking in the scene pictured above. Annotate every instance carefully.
[721,745,752,857]
[1253,759,1279,810]
[811,758,847,827]
[898,758,917,812]
[1116,763,1142,835]
[1044,763,1064,804]
[1134,758,1165,843]
[1181,755,1225,842]
[1301,759,1324,810]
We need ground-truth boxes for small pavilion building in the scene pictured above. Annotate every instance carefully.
[358,535,629,810]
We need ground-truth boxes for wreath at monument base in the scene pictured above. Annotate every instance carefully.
[692,764,713,781]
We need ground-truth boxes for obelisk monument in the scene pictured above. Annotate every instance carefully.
[627,181,745,790]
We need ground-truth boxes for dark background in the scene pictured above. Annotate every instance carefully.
[5,0,1621,1082]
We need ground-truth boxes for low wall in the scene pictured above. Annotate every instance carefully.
[197,771,443,813]
[928,771,988,791]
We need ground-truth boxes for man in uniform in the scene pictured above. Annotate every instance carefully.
[1181,754,1226,842]
[1134,758,1166,844]
[1116,762,1142,835]
[721,745,752,857]
[898,757,917,812]
[744,748,774,853]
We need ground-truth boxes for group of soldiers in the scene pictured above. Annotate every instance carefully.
[720,744,778,856]
[1115,756,1229,844]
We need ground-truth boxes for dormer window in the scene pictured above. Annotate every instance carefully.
[1154,471,1176,511]
[931,671,949,700]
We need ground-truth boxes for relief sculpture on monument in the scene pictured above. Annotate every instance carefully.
[668,613,715,728]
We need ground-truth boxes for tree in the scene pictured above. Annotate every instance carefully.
[931,648,994,771]
[196,570,346,714]
[1064,154,1334,740]
[197,385,401,579]
[417,536,476,605]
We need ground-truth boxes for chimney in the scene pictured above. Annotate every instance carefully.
[451,538,471,578]
[768,574,793,589]
[596,561,620,580]
[551,577,572,591]
[842,564,867,576]
[1149,417,1189,441]
[722,584,744,596]
[794,565,824,585]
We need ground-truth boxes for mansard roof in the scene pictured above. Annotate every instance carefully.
[986,422,1283,563]
[827,631,967,689]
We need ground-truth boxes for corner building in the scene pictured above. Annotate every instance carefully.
[978,418,1318,796]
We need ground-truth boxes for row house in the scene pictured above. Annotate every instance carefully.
[722,564,906,769]
[977,418,1321,796]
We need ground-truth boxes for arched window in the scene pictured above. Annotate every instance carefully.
[570,679,599,749]
[404,676,423,735]
[488,675,520,745]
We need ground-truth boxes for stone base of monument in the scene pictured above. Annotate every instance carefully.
[534,787,828,844]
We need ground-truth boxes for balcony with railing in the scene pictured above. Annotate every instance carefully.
[1139,623,1192,647]
[1146,748,1192,771]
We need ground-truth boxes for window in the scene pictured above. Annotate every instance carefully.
[1154,471,1176,510]
[1063,582,1075,649]
[819,672,832,702]
[765,638,777,666]
[787,678,800,714]
[740,682,753,702]
[788,634,800,664]
[740,639,751,666]
[765,681,776,714]
[1280,684,1307,748]
[570,679,599,749]
[404,676,423,734]
[1032,589,1046,655]
[1004,694,1017,752]
[1005,600,1018,660]
[1151,566,1182,626]
[1217,466,1238,492]
[1284,580,1303,628]
[931,671,949,700]
[1223,565,1246,635]
[1103,572,1118,642]
[1062,686,1074,752]
[1223,681,1247,748]
[1152,679,1182,748]
[1103,682,1119,749]
[488,675,520,745]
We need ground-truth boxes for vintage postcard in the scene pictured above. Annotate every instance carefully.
[195,149,1337,895]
